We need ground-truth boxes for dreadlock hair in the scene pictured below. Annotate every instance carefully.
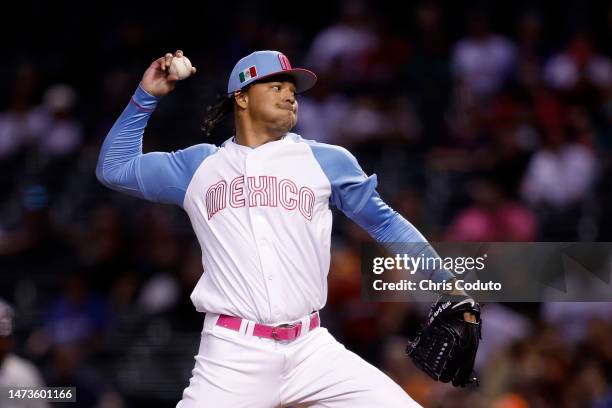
[201,83,255,136]
[201,93,234,137]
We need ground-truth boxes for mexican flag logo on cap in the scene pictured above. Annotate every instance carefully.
[239,66,258,83]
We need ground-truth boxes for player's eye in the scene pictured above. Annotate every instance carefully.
[271,85,281,91]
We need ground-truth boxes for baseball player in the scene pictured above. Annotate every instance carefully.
[96,50,479,407]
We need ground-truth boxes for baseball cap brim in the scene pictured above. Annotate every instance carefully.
[238,68,317,94]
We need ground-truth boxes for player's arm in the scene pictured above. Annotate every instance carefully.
[96,51,215,206]
[310,148,482,372]
[347,190,460,285]
[349,190,475,305]
[309,143,455,285]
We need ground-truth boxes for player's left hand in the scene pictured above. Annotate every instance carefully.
[463,312,477,323]
[406,294,482,387]
[449,284,477,323]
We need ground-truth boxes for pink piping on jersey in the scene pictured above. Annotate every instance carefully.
[131,97,155,112]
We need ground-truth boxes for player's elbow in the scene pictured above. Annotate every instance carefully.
[95,153,119,188]
[95,161,111,187]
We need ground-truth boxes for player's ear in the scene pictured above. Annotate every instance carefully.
[234,90,248,109]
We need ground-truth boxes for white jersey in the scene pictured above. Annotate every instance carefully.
[96,86,452,324]
[185,134,336,323]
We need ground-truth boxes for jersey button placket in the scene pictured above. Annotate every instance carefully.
[245,151,278,321]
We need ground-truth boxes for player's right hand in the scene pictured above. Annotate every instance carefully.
[140,50,196,97]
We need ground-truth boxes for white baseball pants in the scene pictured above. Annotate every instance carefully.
[176,313,421,407]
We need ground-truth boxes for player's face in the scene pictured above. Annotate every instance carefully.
[244,77,298,133]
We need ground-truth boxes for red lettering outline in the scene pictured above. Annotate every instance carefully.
[206,180,227,220]
[268,176,278,207]
[299,187,315,220]
[247,176,269,207]
[230,176,245,208]
[279,179,298,210]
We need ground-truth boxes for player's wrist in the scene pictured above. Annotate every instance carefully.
[138,82,163,99]
[133,84,161,110]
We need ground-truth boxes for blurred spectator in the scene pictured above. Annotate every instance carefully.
[135,207,186,315]
[28,273,110,357]
[0,81,82,188]
[446,177,537,241]
[33,84,82,158]
[452,9,516,100]
[0,184,72,261]
[0,64,41,161]
[515,9,546,62]
[44,344,122,408]
[305,0,379,86]
[541,302,612,342]
[0,298,49,408]
[75,205,130,291]
[337,94,395,145]
[544,31,612,92]
[313,92,422,156]
[138,274,180,316]
[293,78,350,144]
[520,110,597,228]
[412,1,449,58]
[402,1,452,150]
[476,303,532,370]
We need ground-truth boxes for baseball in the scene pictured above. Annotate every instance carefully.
[169,55,193,80]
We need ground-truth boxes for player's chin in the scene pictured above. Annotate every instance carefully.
[277,113,297,132]
[288,113,298,130]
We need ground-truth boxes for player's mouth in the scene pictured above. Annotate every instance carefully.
[279,103,296,113]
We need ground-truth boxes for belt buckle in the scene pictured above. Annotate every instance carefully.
[272,323,296,341]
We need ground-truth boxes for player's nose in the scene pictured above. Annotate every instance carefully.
[281,84,296,104]
[283,92,295,104]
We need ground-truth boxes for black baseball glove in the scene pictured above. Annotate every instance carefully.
[406,294,482,387]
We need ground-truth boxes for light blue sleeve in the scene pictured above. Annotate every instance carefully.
[96,85,218,207]
[307,141,454,283]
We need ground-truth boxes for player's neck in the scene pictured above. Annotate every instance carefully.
[235,121,285,148]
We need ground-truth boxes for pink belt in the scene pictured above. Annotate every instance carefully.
[216,313,320,342]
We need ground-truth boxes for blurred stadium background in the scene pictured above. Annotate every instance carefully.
[1,0,612,406]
